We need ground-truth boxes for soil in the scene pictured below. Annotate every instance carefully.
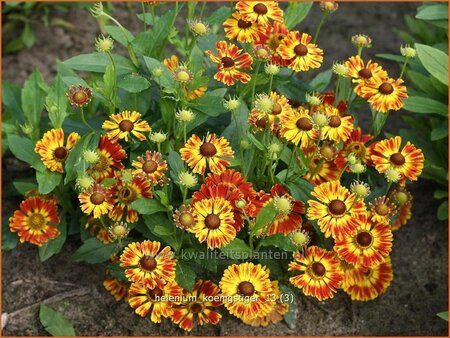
[2,2,448,336]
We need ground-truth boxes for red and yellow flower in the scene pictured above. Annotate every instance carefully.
[360,77,408,113]
[90,136,127,181]
[342,258,393,301]
[368,196,397,224]
[103,277,129,301]
[289,246,343,301]
[34,128,80,173]
[223,11,263,43]
[304,155,340,186]
[220,262,274,321]
[171,280,222,332]
[319,104,354,143]
[79,184,114,219]
[345,55,388,97]
[120,240,177,289]
[180,133,234,175]
[9,196,60,246]
[334,212,393,268]
[391,202,412,231]
[371,136,424,182]
[206,41,253,86]
[102,110,151,142]
[132,151,168,186]
[307,181,367,239]
[128,281,183,323]
[277,31,323,72]
[279,106,317,148]
[235,1,283,26]
[255,21,290,66]
[335,127,374,170]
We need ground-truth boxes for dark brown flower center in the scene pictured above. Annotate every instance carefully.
[328,199,346,216]
[379,82,394,95]
[390,152,405,165]
[253,3,268,14]
[356,231,373,247]
[237,19,252,29]
[238,281,255,296]
[190,303,203,313]
[375,204,389,216]
[296,117,313,131]
[142,160,158,173]
[94,154,109,172]
[53,146,68,161]
[147,287,163,300]
[329,115,341,128]
[221,57,235,68]
[358,68,372,79]
[119,119,134,132]
[271,102,282,115]
[294,44,308,56]
[140,256,157,272]
[311,262,326,277]
[204,214,221,230]
[28,213,46,230]
[179,212,195,227]
[199,142,217,157]
[90,192,105,205]
[255,117,267,128]
[348,142,366,158]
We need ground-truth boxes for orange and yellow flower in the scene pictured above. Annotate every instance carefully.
[206,41,253,86]
[277,31,323,72]
[180,133,234,175]
[255,21,290,66]
[9,196,60,246]
[190,196,236,249]
[79,184,114,219]
[90,136,127,181]
[307,181,367,239]
[335,127,374,170]
[289,246,343,301]
[319,104,354,143]
[223,11,263,43]
[128,281,183,323]
[34,128,80,173]
[391,201,412,231]
[102,111,151,142]
[120,240,176,289]
[235,1,283,26]
[132,151,168,186]
[304,155,340,186]
[345,55,388,97]
[368,196,397,224]
[171,280,222,332]
[220,262,274,321]
[360,77,407,113]
[279,106,317,148]
[342,258,393,301]
[334,212,393,268]
[103,277,129,301]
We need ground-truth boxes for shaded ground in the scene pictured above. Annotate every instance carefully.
[2,2,448,336]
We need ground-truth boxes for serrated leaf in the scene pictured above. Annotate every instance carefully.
[431,123,448,141]
[415,43,448,86]
[46,75,68,129]
[71,238,116,264]
[2,81,25,123]
[167,150,186,182]
[21,69,47,139]
[104,25,135,47]
[39,304,75,336]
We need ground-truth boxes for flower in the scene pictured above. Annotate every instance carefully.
[174,65,193,83]
[253,45,272,60]
[305,92,322,107]
[277,31,323,72]
[89,136,127,181]
[95,35,114,53]
[189,19,209,36]
[335,127,374,169]
[190,196,236,249]
[9,197,60,246]
[34,128,80,173]
[103,277,128,301]
[206,41,253,86]
[360,77,408,112]
[223,96,241,111]
[171,280,222,331]
[332,62,348,76]
[351,34,372,48]
[334,212,393,268]
[304,155,340,186]
[391,201,412,231]
[102,111,151,142]
[178,171,198,189]
[79,184,114,219]
[235,1,283,26]
[320,104,354,143]
[180,133,234,175]
[132,151,168,186]
[345,55,388,97]
[289,246,343,301]
[279,106,317,148]
[176,109,195,123]
[307,181,367,239]
[265,62,280,75]
[369,196,397,224]
[120,240,177,289]
[83,149,99,164]
[219,262,274,321]
[320,1,338,13]
[350,180,371,199]
[400,44,416,58]
[342,258,393,301]
[288,229,311,249]
[75,174,94,191]
[255,21,290,66]
[388,186,412,206]
[253,93,274,113]
[149,131,167,143]
[312,111,329,127]
[384,167,401,183]
[128,282,183,323]
[350,162,366,174]
[223,11,263,43]
[108,221,130,240]
[67,85,92,107]
[370,136,424,182]
[173,205,197,230]
[109,172,153,223]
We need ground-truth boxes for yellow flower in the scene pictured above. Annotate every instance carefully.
[102,110,151,142]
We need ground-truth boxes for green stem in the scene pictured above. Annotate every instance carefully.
[141,1,147,31]
[80,107,94,132]
[338,162,350,180]
[232,110,246,175]
[250,62,261,108]
[357,46,363,56]
[285,147,296,181]
[183,123,187,144]
[268,74,274,93]
[313,13,328,44]
[199,1,207,19]
[106,51,117,115]
[399,58,409,79]
[385,181,393,196]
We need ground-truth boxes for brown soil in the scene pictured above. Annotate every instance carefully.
[2,2,448,336]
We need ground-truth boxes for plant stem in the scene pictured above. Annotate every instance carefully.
[250,61,261,108]
[268,74,274,93]
[80,107,94,132]
[313,13,328,44]
[285,146,296,182]
[232,110,246,175]
[141,1,147,31]
[106,51,117,115]
[399,58,409,79]
[199,1,207,19]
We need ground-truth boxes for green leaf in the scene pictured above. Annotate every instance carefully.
[7,134,46,172]
[310,69,332,92]
[415,43,448,86]
[280,284,298,329]
[251,203,277,235]
[106,261,128,283]
[220,238,252,260]
[416,4,448,21]
[104,25,135,47]
[431,123,448,141]
[39,304,76,336]
[130,198,169,215]
[160,97,177,127]
[46,75,68,129]
[39,219,67,262]
[2,217,18,252]
[71,238,116,264]
[118,73,151,93]
[64,53,136,76]
[205,7,233,25]
[284,2,313,29]
[2,80,25,123]
[64,132,97,185]
[22,69,47,137]
[437,201,448,221]
[167,150,186,182]
[259,234,296,252]
[143,56,176,94]
[437,311,449,321]
[434,190,448,199]
[12,180,37,195]
[36,169,62,194]
[175,261,196,291]
[180,247,217,272]
[403,96,448,116]
[21,22,36,48]
[188,88,227,117]
[286,177,314,202]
